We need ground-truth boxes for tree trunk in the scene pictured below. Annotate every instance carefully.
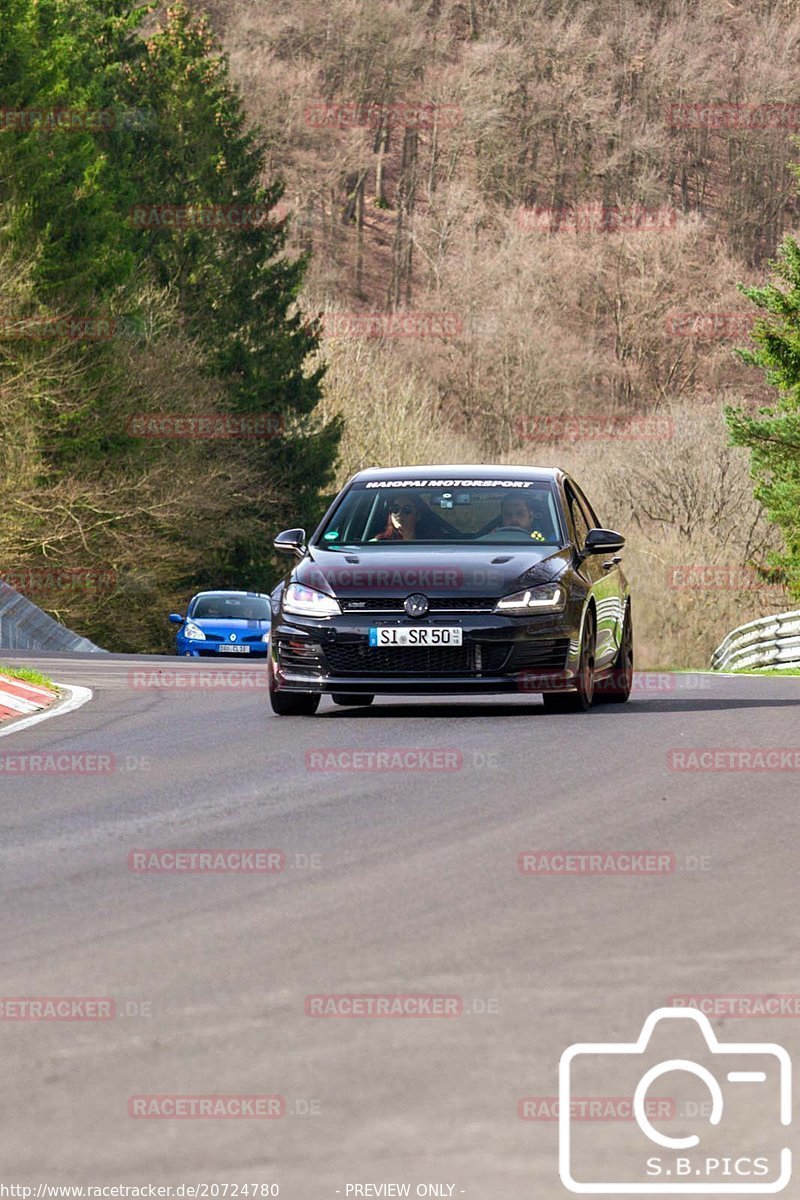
[389,126,418,308]
[354,173,365,296]
[468,0,479,38]
[373,124,389,206]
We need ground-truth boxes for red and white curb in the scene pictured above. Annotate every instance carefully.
[0,675,92,737]
[0,674,57,721]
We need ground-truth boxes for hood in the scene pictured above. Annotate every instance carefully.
[294,544,571,601]
[189,617,271,630]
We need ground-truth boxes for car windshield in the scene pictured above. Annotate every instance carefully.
[192,595,270,620]
[315,480,565,546]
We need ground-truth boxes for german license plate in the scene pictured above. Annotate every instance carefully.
[369,626,462,647]
[218,644,251,653]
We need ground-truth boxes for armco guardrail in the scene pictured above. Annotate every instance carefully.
[0,580,105,653]
[712,609,800,672]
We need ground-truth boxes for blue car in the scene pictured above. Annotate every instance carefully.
[170,590,271,657]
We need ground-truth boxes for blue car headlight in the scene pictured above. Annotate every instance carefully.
[283,583,341,618]
[493,583,565,614]
[183,620,206,641]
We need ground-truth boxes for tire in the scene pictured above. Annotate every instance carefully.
[268,659,320,716]
[332,694,375,707]
[542,609,596,713]
[594,605,633,704]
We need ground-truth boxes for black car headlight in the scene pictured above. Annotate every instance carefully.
[283,583,341,618]
[493,583,565,615]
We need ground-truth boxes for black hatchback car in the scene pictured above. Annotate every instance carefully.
[268,466,632,714]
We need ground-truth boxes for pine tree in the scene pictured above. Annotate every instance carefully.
[0,0,341,622]
[125,3,342,578]
[726,237,800,596]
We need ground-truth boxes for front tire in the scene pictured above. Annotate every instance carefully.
[542,609,596,713]
[268,659,320,716]
[594,605,633,704]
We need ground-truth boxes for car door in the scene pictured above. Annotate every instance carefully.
[563,479,621,668]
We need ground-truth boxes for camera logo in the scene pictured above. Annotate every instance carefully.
[559,1007,791,1193]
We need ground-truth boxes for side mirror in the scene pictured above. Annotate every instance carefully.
[168,613,184,624]
[274,528,307,558]
[583,528,625,555]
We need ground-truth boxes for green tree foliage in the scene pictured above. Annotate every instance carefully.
[0,0,144,298]
[0,0,340,649]
[126,3,341,574]
[726,237,800,596]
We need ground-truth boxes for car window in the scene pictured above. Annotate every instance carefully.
[564,484,590,545]
[192,595,270,620]
[571,480,601,529]
[314,481,565,546]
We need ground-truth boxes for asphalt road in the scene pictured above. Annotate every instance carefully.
[1,653,800,1197]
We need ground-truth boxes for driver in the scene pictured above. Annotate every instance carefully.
[499,495,548,542]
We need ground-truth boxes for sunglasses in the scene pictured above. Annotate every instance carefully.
[390,504,415,516]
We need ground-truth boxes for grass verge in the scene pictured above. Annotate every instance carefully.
[0,664,57,691]
[731,667,800,677]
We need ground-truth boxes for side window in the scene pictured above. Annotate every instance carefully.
[565,484,590,545]
[572,482,600,530]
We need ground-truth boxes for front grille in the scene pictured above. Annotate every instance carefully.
[340,599,401,612]
[195,647,265,657]
[323,641,509,676]
[507,638,570,670]
[340,597,493,613]
[429,598,494,611]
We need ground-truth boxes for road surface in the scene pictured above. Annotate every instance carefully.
[1,654,798,1197]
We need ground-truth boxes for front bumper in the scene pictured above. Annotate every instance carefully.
[177,640,268,658]
[270,610,582,695]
